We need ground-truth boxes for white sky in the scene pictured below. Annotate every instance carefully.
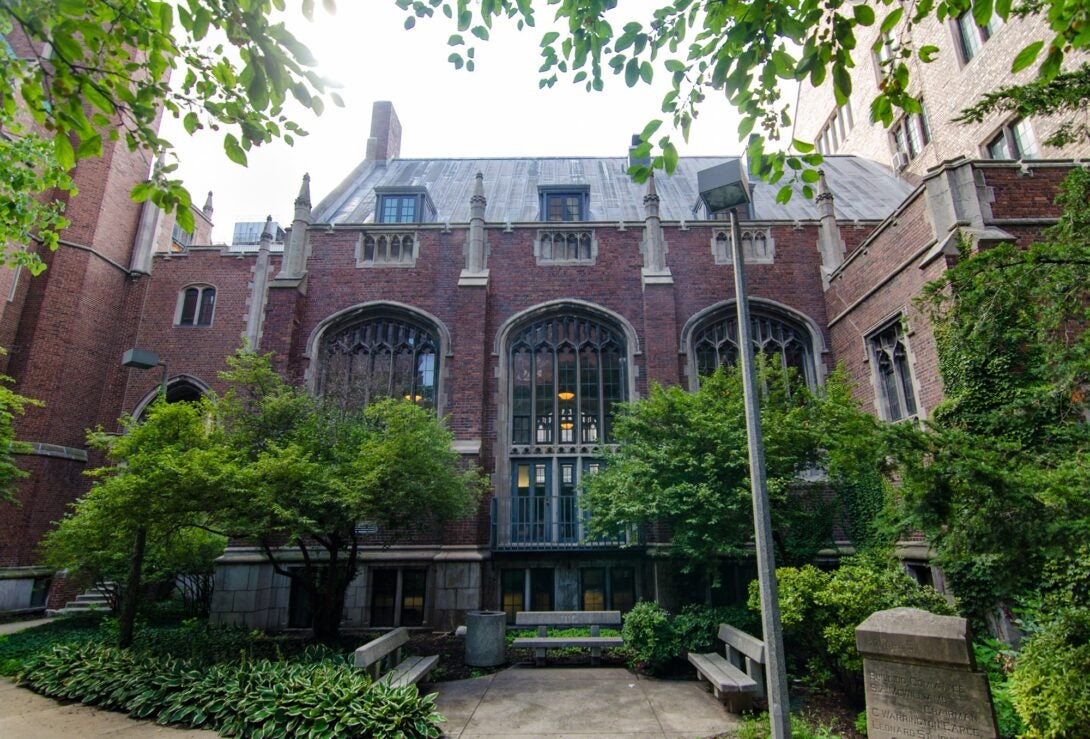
[162,2,775,243]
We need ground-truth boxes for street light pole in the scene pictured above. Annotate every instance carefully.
[730,209,791,737]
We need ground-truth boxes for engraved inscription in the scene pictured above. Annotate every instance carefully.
[863,660,998,739]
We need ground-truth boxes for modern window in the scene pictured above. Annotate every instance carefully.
[890,101,932,165]
[500,568,555,623]
[690,307,817,388]
[171,222,193,249]
[868,319,918,421]
[370,567,427,627]
[539,186,590,222]
[985,118,1040,160]
[176,285,215,327]
[816,103,854,155]
[581,566,635,611]
[955,10,1003,63]
[375,188,436,224]
[317,311,440,410]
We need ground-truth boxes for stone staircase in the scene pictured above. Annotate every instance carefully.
[47,583,117,616]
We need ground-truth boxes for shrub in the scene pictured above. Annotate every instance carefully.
[974,638,1023,738]
[1009,606,1090,738]
[622,601,760,675]
[622,601,677,673]
[19,641,443,738]
[764,553,954,700]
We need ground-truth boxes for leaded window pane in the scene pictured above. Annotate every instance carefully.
[197,288,215,326]
[509,314,627,447]
[179,287,199,325]
[692,310,814,387]
[319,315,440,410]
[870,321,917,421]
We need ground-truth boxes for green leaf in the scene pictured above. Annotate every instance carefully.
[880,8,904,34]
[639,61,653,85]
[640,119,663,141]
[918,45,940,63]
[53,133,75,170]
[404,16,415,30]
[175,204,195,233]
[776,185,793,203]
[1011,41,1044,73]
[664,59,685,73]
[183,112,200,135]
[223,134,247,166]
[853,5,875,25]
[801,168,820,183]
[971,0,994,30]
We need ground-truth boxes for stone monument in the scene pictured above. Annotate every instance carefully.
[856,607,1000,739]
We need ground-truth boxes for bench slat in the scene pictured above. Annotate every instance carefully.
[354,627,410,669]
[515,610,622,627]
[688,652,759,693]
[718,623,766,664]
[512,636,624,649]
[377,655,439,687]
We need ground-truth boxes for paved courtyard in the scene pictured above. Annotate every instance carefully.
[434,665,739,738]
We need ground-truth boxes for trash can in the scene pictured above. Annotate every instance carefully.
[464,610,506,667]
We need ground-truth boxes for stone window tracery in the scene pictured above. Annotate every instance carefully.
[868,320,918,421]
[317,313,439,410]
[357,231,417,267]
[711,227,774,264]
[691,308,815,387]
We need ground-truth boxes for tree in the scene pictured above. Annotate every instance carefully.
[887,167,1090,624]
[0,0,340,273]
[0,374,39,509]
[395,0,1089,196]
[216,351,483,640]
[40,398,228,647]
[581,362,887,586]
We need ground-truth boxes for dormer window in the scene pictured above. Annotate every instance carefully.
[375,187,436,224]
[539,186,589,222]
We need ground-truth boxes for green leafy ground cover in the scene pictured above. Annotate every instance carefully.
[3,616,443,738]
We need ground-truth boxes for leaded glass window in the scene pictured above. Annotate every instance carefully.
[509,315,626,447]
[318,314,439,410]
[869,320,918,421]
[692,309,815,387]
[177,285,215,327]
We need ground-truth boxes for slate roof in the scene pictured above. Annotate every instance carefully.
[312,155,914,225]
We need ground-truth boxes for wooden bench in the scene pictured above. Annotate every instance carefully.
[353,627,438,687]
[512,610,624,666]
[688,623,767,712]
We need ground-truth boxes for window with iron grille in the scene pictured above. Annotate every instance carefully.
[317,312,440,411]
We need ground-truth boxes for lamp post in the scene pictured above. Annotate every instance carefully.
[698,161,791,738]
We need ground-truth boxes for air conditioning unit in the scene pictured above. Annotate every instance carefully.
[891,152,910,171]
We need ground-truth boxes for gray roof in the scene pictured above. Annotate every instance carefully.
[312,155,914,225]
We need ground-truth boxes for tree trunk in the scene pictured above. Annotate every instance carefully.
[310,563,352,641]
[118,526,147,649]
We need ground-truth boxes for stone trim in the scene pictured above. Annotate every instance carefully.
[533,229,598,266]
[710,226,775,265]
[17,442,88,462]
[355,230,419,268]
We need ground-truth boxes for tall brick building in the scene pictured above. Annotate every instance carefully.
[795,7,1090,179]
[0,96,1082,627]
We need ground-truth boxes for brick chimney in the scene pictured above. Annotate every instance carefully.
[365,101,402,162]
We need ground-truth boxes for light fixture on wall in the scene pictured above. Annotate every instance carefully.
[557,391,575,401]
[404,394,423,402]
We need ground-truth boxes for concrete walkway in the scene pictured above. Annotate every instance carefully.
[432,665,740,738]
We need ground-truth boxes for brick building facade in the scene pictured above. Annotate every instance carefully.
[0,97,1082,627]
[794,7,1090,180]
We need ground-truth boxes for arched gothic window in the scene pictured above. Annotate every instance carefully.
[509,314,627,448]
[317,313,439,410]
[691,308,816,387]
[500,312,629,550]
